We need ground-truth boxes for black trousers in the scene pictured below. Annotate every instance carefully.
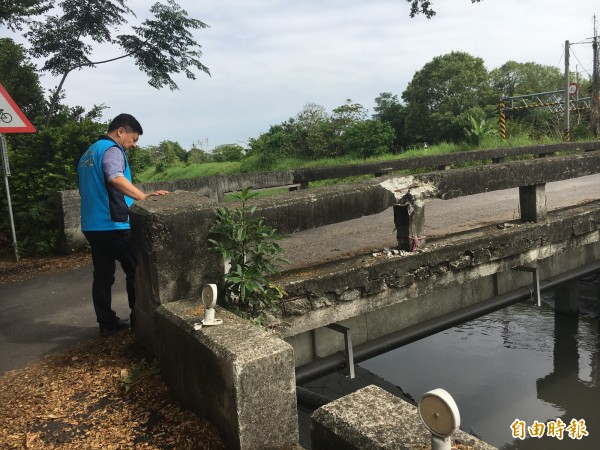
[83,230,137,327]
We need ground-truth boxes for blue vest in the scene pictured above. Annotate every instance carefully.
[78,137,134,231]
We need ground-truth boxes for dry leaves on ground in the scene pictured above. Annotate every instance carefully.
[0,331,225,450]
[0,252,93,286]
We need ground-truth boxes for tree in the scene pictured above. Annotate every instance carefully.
[22,0,210,127]
[332,99,368,130]
[489,61,592,138]
[342,120,395,158]
[3,114,105,254]
[211,144,244,163]
[489,61,563,97]
[294,103,330,159]
[402,51,495,144]
[0,38,46,119]
[0,0,52,30]
[373,92,408,151]
[149,140,187,172]
[187,145,211,164]
[406,0,483,18]
[0,36,110,254]
[246,123,293,168]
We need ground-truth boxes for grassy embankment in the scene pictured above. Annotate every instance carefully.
[136,134,561,188]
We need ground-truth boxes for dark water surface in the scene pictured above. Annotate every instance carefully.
[360,291,600,449]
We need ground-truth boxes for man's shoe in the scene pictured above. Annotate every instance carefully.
[99,317,130,337]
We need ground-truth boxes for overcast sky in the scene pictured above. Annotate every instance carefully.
[21,0,600,150]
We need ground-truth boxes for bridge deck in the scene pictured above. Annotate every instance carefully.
[278,173,600,271]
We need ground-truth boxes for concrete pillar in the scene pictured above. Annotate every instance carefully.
[554,281,579,315]
[394,202,426,252]
[157,302,299,450]
[312,385,497,450]
[519,184,547,222]
[129,191,223,350]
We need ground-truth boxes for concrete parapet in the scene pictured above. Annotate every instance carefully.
[56,190,87,253]
[129,191,222,349]
[156,300,299,450]
[311,385,497,450]
[57,170,296,252]
[246,181,396,234]
[419,151,600,200]
[292,141,600,183]
[57,150,600,252]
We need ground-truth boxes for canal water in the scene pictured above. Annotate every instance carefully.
[300,279,600,449]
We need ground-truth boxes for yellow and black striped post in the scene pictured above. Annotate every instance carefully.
[499,99,506,140]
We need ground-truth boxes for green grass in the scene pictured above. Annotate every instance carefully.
[136,161,241,182]
[135,135,569,184]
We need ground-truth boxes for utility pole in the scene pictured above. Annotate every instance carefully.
[591,15,600,137]
[564,40,570,141]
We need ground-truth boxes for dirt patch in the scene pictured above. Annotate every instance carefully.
[0,331,225,449]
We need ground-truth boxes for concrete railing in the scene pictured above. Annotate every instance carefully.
[57,141,600,252]
[292,140,600,183]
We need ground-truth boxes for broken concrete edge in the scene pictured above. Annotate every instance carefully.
[270,201,600,337]
[155,299,300,450]
[311,385,497,450]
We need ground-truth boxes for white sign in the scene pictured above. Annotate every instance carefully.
[568,82,578,96]
[0,83,36,133]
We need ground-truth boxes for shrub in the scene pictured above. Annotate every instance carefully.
[208,189,288,324]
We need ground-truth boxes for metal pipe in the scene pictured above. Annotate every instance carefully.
[296,386,332,410]
[295,261,600,385]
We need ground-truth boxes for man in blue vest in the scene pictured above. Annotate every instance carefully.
[78,113,168,336]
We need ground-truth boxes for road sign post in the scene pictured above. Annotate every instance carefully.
[1,135,19,262]
[0,82,37,262]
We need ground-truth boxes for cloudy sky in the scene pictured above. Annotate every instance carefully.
[17,0,600,149]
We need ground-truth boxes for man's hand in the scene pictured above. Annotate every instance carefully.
[109,177,169,202]
[145,190,169,199]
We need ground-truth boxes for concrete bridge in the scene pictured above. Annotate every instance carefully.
[118,142,600,448]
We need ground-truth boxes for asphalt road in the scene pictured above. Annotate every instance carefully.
[0,265,130,373]
[2,173,600,374]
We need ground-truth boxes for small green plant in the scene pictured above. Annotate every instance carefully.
[208,188,289,324]
[119,358,159,393]
[464,114,497,146]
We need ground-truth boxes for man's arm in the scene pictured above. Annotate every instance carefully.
[108,176,169,201]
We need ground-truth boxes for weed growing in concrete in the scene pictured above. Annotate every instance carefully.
[208,188,288,325]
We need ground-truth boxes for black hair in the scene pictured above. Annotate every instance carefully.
[107,113,143,135]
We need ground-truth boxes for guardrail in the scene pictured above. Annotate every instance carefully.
[291,141,600,185]
[57,141,600,252]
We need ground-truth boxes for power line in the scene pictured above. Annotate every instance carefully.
[570,47,593,78]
